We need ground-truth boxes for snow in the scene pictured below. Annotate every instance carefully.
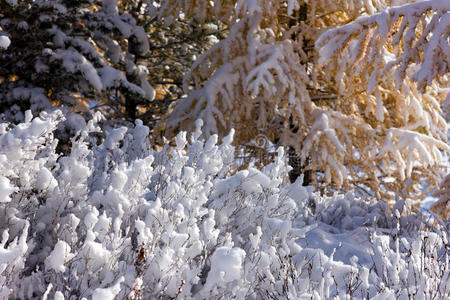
[432,0,450,11]
[37,1,67,14]
[54,291,65,300]
[34,167,57,191]
[98,66,144,96]
[201,247,246,294]
[66,113,86,133]
[103,126,128,150]
[0,176,17,203]
[103,0,119,16]
[34,60,49,73]
[45,241,75,273]
[413,12,450,87]
[0,112,448,298]
[80,239,111,270]
[1,0,450,292]
[317,0,449,95]
[0,222,29,265]
[92,277,124,300]
[132,26,150,55]
[287,0,300,16]
[51,49,103,90]
[137,65,155,100]
[41,284,53,300]
[5,0,17,7]
[0,36,11,49]
[112,16,133,37]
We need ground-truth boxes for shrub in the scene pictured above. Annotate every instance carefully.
[0,111,448,299]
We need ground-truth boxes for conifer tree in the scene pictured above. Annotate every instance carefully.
[160,0,449,199]
[0,0,154,122]
[0,0,220,126]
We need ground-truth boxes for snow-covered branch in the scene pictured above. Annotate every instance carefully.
[317,0,450,92]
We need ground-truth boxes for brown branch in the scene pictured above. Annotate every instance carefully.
[311,95,338,101]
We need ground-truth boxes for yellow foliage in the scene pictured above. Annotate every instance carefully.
[432,174,450,220]
[157,0,448,200]
[9,74,18,82]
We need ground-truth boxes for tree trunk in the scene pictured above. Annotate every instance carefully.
[126,97,136,119]
[288,146,312,185]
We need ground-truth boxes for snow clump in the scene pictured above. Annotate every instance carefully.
[0,110,448,299]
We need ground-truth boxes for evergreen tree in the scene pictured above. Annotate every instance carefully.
[0,0,221,127]
[0,0,154,123]
[160,0,449,200]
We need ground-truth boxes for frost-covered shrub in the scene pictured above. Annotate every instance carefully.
[0,110,448,299]
[0,110,303,298]
[300,192,450,299]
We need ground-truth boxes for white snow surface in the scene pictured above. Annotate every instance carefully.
[0,36,11,49]
[92,277,124,300]
[201,247,246,294]
[0,176,17,203]
[45,241,75,273]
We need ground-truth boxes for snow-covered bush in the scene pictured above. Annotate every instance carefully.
[0,111,448,299]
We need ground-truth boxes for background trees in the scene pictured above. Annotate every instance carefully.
[160,0,449,200]
[1,0,448,201]
[0,0,151,123]
[0,0,221,128]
